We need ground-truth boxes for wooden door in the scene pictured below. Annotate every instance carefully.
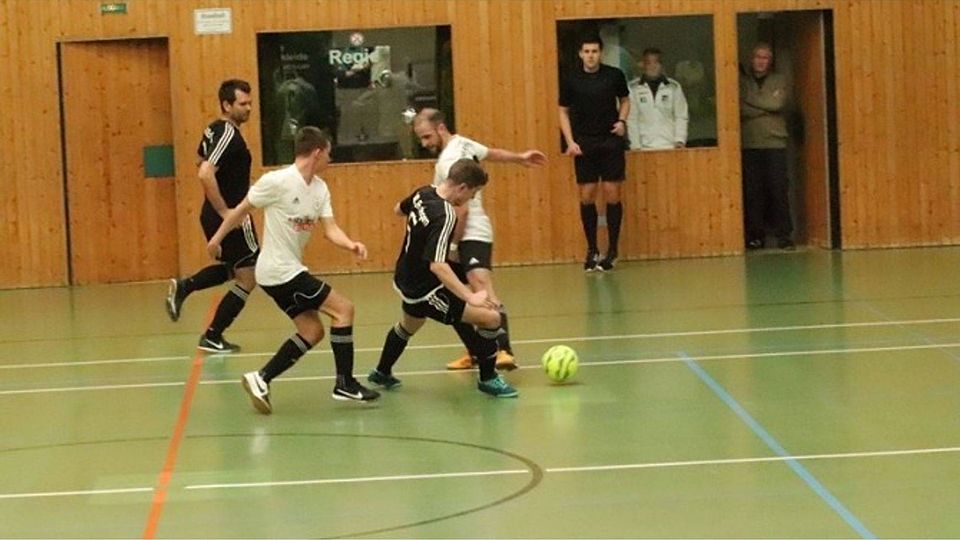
[61,38,178,284]
[783,11,832,248]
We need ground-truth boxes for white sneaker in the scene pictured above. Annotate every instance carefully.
[242,371,272,415]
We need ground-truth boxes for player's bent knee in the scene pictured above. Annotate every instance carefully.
[476,308,501,330]
[334,298,355,325]
[300,325,325,346]
[467,272,492,292]
[234,272,256,292]
[402,314,426,335]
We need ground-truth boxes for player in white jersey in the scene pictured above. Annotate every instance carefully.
[207,127,379,414]
[412,109,546,370]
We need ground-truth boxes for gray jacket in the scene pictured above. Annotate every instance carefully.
[739,71,790,149]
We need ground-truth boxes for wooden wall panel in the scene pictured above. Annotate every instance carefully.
[0,1,68,287]
[61,39,178,284]
[2,0,960,287]
[786,10,830,248]
[833,0,960,248]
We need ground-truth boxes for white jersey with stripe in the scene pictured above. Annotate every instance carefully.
[247,165,334,287]
[432,135,492,243]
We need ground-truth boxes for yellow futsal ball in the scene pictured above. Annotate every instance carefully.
[541,345,579,383]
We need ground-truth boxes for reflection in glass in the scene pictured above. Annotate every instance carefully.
[257,26,453,165]
[557,16,717,150]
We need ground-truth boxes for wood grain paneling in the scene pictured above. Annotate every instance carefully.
[2,0,959,287]
[784,10,830,248]
[61,38,178,284]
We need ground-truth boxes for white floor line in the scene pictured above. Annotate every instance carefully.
[5,340,960,396]
[0,486,153,500]
[185,469,531,491]
[5,316,960,371]
[0,355,189,370]
[545,446,960,473]
[0,381,184,396]
[4,446,956,501]
[183,445,960,492]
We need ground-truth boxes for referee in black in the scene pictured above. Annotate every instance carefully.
[559,35,630,272]
[165,79,259,353]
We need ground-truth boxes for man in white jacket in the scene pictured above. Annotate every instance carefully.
[626,48,689,150]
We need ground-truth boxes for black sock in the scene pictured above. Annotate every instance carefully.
[206,283,249,339]
[452,322,479,361]
[475,327,501,381]
[330,326,355,381]
[454,322,499,381]
[183,264,229,295]
[580,203,598,252]
[496,305,513,355]
[376,323,412,375]
[259,333,311,383]
[606,202,623,255]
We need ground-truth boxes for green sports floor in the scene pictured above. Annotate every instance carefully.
[1,247,959,538]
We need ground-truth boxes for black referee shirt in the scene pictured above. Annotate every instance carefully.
[559,64,629,137]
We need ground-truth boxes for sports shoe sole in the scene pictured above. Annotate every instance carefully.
[446,361,476,370]
[367,373,402,390]
[165,279,180,322]
[331,389,380,402]
[478,387,519,398]
[198,344,239,354]
[242,375,272,415]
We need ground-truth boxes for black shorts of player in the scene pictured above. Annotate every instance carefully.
[262,271,333,319]
[401,287,466,326]
[201,211,259,271]
[458,240,493,273]
[574,134,627,184]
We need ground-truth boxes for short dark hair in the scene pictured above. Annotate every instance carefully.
[578,35,603,50]
[294,126,332,157]
[218,79,251,112]
[642,47,662,59]
[447,158,488,189]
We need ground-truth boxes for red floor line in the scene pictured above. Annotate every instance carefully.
[142,299,217,539]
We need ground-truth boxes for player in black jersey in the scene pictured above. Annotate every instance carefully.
[165,79,259,353]
[368,158,519,398]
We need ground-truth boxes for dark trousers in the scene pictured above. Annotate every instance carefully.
[742,148,793,242]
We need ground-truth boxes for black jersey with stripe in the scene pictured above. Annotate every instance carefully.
[197,119,252,218]
[393,186,457,302]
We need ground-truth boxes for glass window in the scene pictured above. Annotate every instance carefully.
[257,25,453,165]
[556,16,717,150]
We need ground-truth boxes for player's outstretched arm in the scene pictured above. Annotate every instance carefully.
[207,198,254,260]
[486,148,547,167]
[321,217,368,259]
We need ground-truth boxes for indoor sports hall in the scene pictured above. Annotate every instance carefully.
[1,1,958,538]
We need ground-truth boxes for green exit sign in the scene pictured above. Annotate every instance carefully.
[100,2,127,15]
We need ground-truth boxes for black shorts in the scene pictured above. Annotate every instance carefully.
[401,287,466,325]
[458,240,493,272]
[201,212,259,270]
[262,272,332,319]
[574,135,627,184]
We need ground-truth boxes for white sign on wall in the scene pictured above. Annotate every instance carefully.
[194,8,232,35]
